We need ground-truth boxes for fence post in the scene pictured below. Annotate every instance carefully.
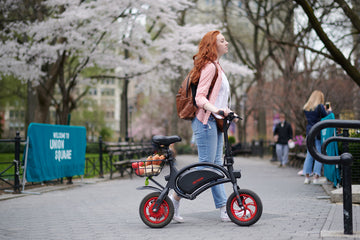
[13,131,21,193]
[342,129,353,235]
[99,136,104,178]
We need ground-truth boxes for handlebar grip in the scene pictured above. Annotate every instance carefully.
[218,110,225,116]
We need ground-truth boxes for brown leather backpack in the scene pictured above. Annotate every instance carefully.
[176,62,218,120]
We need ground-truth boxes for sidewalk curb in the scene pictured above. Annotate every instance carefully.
[322,184,360,204]
[0,173,124,201]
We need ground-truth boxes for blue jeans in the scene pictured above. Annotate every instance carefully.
[276,143,289,165]
[192,116,227,209]
[303,138,322,176]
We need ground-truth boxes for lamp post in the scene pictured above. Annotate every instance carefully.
[128,105,134,141]
[121,74,129,142]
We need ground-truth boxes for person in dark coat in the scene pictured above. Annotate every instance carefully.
[273,113,293,167]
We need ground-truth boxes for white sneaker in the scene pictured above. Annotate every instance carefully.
[304,177,311,184]
[173,215,184,223]
[169,194,184,223]
[312,178,321,185]
[220,206,231,222]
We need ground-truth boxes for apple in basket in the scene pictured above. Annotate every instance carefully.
[135,168,145,176]
[152,154,162,165]
[131,162,139,169]
[131,161,145,169]
[145,155,153,166]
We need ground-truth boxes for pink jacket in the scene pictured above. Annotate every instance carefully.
[195,62,223,125]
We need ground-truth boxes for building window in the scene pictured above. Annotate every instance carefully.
[89,88,97,95]
[106,111,115,119]
[101,88,115,96]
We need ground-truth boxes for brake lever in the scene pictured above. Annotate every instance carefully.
[229,112,243,121]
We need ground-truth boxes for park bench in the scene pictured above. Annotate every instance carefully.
[288,145,306,168]
[106,140,153,178]
[231,142,252,156]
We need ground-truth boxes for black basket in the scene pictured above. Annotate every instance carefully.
[131,159,166,177]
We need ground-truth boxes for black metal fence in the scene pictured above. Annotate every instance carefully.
[0,134,153,192]
[0,132,24,193]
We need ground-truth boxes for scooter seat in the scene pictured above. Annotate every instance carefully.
[152,135,182,146]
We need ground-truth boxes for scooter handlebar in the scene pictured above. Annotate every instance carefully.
[218,111,242,120]
[226,112,242,121]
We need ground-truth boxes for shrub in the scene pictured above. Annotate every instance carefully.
[175,143,193,155]
[349,131,360,184]
[228,136,236,145]
[0,142,25,153]
[86,142,100,154]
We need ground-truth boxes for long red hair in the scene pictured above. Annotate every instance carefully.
[190,30,220,84]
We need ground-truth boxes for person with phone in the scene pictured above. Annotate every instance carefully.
[325,102,331,111]
[302,90,332,184]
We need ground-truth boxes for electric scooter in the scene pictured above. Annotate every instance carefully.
[134,112,262,228]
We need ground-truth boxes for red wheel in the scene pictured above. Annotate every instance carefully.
[139,192,174,228]
[226,189,262,226]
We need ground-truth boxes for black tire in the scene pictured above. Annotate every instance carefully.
[226,189,262,226]
[139,192,174,228]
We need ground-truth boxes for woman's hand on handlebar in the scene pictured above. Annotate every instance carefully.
[216,109,240,122]
[216,108,230,117]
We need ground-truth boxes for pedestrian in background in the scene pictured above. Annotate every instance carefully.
[273,113,293,167]
[302,90,332,184]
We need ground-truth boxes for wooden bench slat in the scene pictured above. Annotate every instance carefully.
[113,160,131,165]
[106,141,154,178]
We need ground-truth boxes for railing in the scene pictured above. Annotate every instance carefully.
[0,132,23,193]
[84,137,154,178]
[307,119,360,235]
[0,134,154,189]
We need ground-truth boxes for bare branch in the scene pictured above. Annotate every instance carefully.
[334,0,360,32]
[294,0,360,87]
[89,66,156,80]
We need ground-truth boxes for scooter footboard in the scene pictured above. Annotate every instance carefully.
[177,168,224,194]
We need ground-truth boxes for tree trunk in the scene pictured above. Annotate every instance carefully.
[25,80,38,136]
[255,71,267,140]
[33,78,56,123]
[353,0,360,119]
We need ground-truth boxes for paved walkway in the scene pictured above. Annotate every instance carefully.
[0,155,359,240]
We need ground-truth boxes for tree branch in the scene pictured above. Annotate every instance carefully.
[334,0,360,33]
[89,66,155,80]
[267,37,334,59]
[294,0,360,87]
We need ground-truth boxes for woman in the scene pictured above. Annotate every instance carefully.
[170,30,236,222]
[302,90,331,184]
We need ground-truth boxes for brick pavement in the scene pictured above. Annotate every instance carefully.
[0,155,359,240]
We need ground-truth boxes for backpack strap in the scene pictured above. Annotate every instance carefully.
[208,62,218,98]
[191,61,219,107]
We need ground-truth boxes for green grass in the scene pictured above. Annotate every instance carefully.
[0,153,23,162]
